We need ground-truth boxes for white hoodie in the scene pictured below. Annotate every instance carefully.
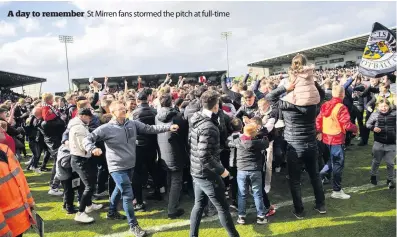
[68,117,91,158]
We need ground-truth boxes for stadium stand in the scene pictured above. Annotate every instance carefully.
[0,70,46,102]
[248,27,397,76]
[71,70,227,91]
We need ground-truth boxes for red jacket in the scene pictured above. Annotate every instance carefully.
[316,97,358,145]
[42,106,57,121]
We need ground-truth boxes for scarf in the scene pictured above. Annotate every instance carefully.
[42,102,61,118]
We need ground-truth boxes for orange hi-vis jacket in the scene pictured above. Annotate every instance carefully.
[316,97,358,145]
[0,144,35,237]
[322,103,345,136]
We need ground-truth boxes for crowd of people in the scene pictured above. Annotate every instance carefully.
[0,88,27,104]
[0,53,396,237]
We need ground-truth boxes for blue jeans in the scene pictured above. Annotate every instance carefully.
[237,170,266,217]
[321,145,345,191]
[109,169,138,227]
[190,176,239,237]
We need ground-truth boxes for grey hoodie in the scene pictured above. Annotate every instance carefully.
[83,118,171,173]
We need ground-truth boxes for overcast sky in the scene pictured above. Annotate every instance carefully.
[0,1,396,92]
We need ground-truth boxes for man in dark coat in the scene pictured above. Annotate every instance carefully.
[189,90,239,237]
[130,89,160,210]
[266,81,326,219]
[155,94,188,219]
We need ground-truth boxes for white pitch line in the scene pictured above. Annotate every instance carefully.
[99,181,387,237]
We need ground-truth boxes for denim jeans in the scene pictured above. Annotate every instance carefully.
[190,176,239,237]
[322,144,345,191]
[286,142,325,213]
[109,168,139,227]
[28,140,40,169]
[237,170,266,217]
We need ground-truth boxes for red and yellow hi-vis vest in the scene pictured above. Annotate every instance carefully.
[323,103,345,136]
[0,144,35,237]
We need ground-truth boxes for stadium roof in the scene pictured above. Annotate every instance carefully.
[248,27,397,68]
[0,70,47,88]
[72,70,227,86]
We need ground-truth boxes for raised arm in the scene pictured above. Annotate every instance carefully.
[242,73,250,85]
[221,73,231,94]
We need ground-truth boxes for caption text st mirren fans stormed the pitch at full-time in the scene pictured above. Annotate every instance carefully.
[6,9,231,18]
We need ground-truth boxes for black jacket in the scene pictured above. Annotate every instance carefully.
[353,84,366,108]
[25,115,43,142]
[218,110,232,150]
[266,83,324,144]
[131,103,157,147]
[189,111,225,179]
[13,105,29,127]
[40,116,66,139]
[361,85,379,111]
[228,135,269,171]
[366,110,396,144]
[324,88,333,102]
[155,107,189,171]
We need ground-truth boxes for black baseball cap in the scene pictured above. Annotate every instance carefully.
[78,108,93,117]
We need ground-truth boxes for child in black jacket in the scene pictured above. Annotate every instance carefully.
[228,123,269,225]
[249,117,276,217]
[366,99,396,189]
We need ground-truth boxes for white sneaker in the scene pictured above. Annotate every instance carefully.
[48,188,63,196]
[33,168,42,174]
[74,212,94,223]
[275,120,285,128]
[275,167,281,173]
[24,160,32,165]
[160,187,166,194]
[331,190,351,200]
[85,203,103,213]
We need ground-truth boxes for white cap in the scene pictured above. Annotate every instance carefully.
[89,76,94,83]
